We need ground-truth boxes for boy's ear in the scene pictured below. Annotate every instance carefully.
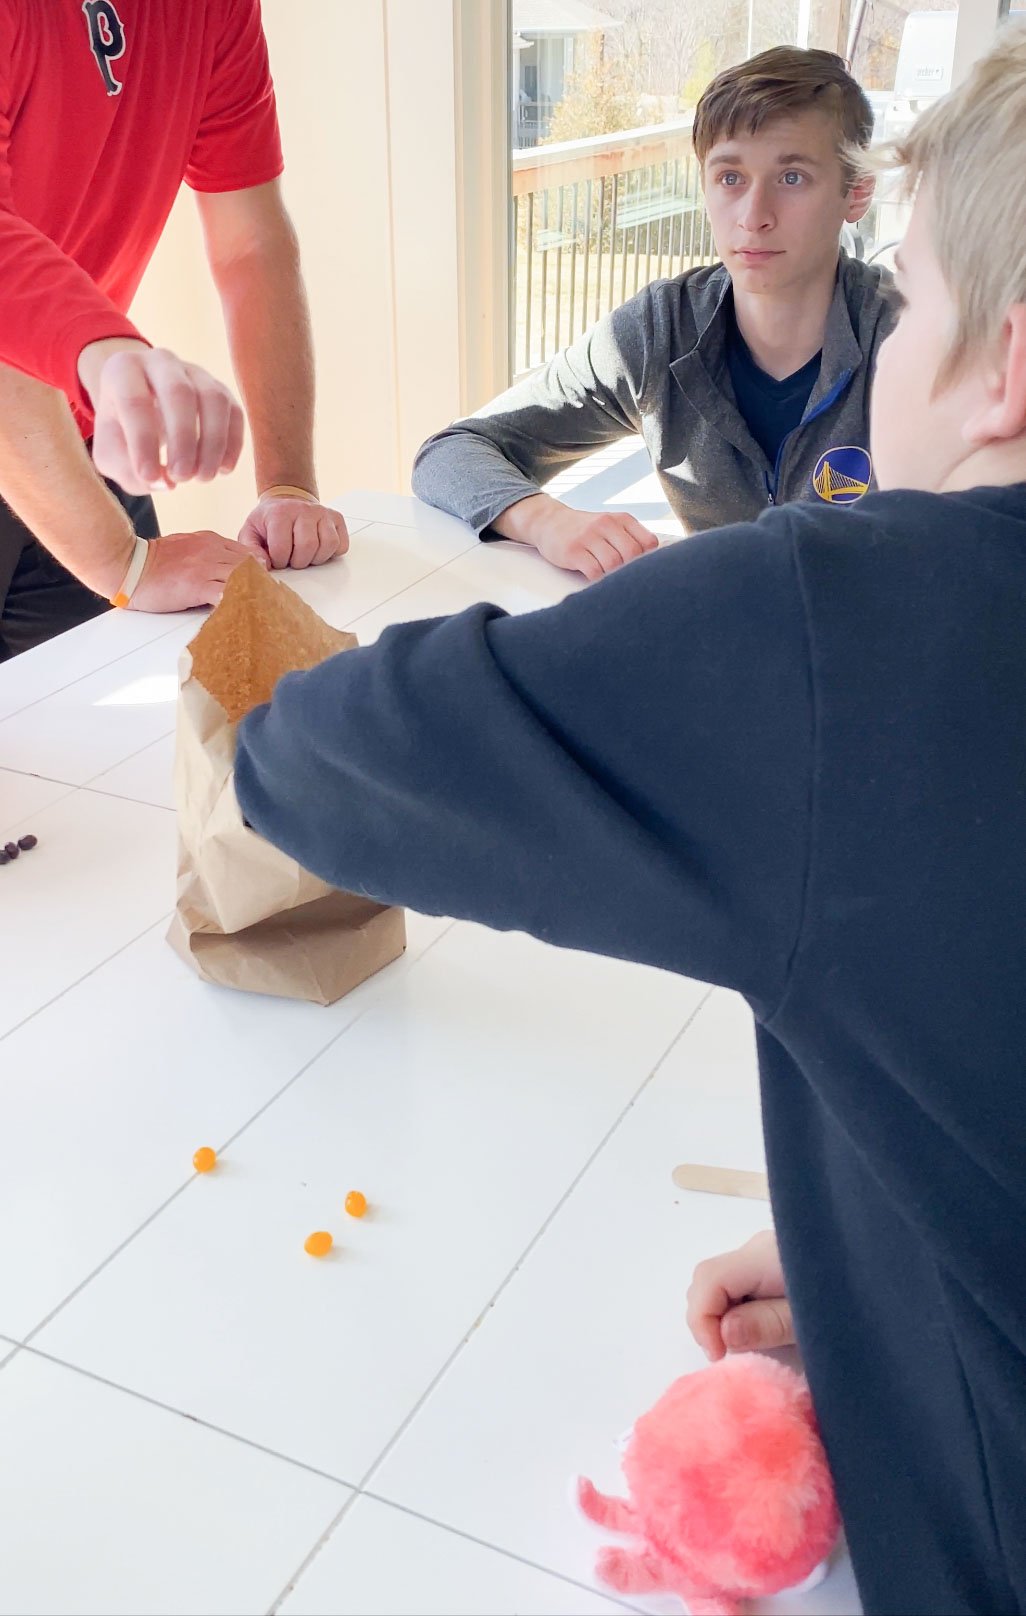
[844,173,876,225]
[963,306,1026,446]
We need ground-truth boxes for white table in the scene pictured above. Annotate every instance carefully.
[0,494,859,1616]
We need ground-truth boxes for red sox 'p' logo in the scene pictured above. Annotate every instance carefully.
[82,1,127,97]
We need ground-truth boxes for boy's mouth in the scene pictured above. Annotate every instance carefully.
[735,249,783,263]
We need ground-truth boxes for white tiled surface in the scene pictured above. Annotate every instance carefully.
[0,494,859,1616]
[339,489,483,543]
[0,911,449,1341]
[366,988,848,1616]
[34,924,705,1480]
[0,617,196,784]
[0,788,177,1039]
[282,518,479,633]
[0,1350,347,1616]
[0,611,190,726]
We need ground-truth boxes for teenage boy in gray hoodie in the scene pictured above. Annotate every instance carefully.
[413,46,894,581]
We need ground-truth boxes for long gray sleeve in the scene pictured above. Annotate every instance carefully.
[411,288,658,534]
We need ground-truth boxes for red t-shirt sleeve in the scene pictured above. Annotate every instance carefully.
[185,0,284,193]
[0,78,141,421]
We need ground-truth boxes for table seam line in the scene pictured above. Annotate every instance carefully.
[81,724,175,790]
[2,1339,356,1490]
[78,784,175,812]
[338,550,479,632]
[0,1339,22,1374]
[0,776,80,839]
[0,913,173,1047]
[360,1491,647,1614]
[341,506,478,543]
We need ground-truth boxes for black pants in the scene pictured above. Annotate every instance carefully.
[0,476,159,662]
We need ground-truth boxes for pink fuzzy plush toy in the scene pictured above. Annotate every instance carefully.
[575,1354,840,1616]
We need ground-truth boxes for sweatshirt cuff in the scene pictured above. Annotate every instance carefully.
[477,488,545,542]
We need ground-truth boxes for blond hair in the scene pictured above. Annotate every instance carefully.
[693,47,873,188]
[894,23,1026,382]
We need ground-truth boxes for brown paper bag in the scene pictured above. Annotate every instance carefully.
[166,557,406,1003]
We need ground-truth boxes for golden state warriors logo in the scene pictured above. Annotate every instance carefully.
[812,445,872,504]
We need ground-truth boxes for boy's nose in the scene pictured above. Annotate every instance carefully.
[740,185,775,232]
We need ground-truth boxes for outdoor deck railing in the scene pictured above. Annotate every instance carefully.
[512,118,717,376]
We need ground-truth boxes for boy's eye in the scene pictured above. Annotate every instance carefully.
[718,171,742,186]
[782,171,805,186]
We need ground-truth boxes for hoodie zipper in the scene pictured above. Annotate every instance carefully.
[764,367,854,505]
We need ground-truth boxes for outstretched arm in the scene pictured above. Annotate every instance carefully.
[236,514,813,1013]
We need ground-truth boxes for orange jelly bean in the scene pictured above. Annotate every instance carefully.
[193,1147,217,1173]
[345,1190,368,1219]
[304,1231,333,1257]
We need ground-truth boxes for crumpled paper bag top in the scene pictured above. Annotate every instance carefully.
[168,555,407,1002]
[187,555,356,722]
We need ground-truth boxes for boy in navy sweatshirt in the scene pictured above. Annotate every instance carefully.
[236,31,1026,1615]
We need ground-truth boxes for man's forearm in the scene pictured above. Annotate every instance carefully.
[211,223,317,498]
[0,363,135,596]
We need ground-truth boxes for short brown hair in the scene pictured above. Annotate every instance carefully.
[693,47,874,187]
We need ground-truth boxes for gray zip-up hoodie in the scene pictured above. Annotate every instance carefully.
[412,254,896,535]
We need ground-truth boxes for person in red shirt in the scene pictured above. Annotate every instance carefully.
[0,0,348,658]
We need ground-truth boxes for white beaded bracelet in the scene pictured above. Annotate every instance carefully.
[109,535,151,609]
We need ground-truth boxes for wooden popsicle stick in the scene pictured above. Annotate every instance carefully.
[672,1163,770,1201]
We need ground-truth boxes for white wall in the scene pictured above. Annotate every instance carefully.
[132,0,464,539]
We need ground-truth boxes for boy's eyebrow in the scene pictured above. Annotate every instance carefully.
[705,149,823,167]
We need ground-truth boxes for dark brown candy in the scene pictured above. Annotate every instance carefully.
[0,850,8,866]
[3,842,18,860]
[17,835,37,851]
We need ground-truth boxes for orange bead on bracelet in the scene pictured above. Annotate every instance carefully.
[108,535,151,608]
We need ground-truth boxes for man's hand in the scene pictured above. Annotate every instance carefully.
[491,493,659,581]
[686,1230,794,1362]
[237,492,349,570]
[78,338,245,495]
[128,531,266,613]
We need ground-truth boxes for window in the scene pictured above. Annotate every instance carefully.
[849,1,960,270]
[508,0,1006,374]
[509,0,857,374]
